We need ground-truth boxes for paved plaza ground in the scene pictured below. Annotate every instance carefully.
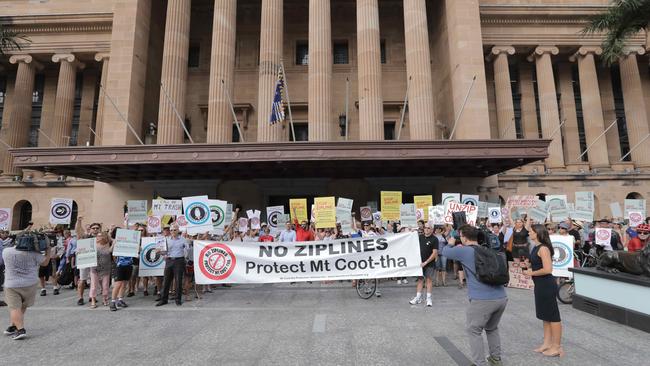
[1,279,648,365]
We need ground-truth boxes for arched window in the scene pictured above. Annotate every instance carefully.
[13,200,32,230]
[498,196,506,206]
[626,192,643,199]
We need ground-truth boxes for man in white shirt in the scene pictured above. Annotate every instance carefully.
[278,222,296,242]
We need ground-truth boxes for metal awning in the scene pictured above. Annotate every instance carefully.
[11,140,550,182]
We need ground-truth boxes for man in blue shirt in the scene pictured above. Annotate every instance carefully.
[442,225,507,366]
[157,225,188,307]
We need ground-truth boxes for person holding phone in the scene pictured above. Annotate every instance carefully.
[156,224,188,306]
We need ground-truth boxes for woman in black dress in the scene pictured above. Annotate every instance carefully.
[523,222,564,358]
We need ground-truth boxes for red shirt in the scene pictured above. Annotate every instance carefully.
[628,237,645,252]
[259,235,274,242]
[294,219,314,242]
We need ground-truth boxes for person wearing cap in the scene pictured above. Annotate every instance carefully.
[627,224,649,252]
[590,219,622,251]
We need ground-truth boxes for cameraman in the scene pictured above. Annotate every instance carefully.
[1,229,15,306]
[2,239,52,340]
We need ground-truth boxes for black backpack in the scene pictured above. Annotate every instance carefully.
[57,262,74,286]
[472,245,509,286]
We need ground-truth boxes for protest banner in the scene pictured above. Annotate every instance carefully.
[501,207,512,226]
[209,200,228,231]
[193,232,422,284]
[381,191,402,221]
[0,208,12,230]
[443,202,478,226]
[595,228,612,250]
[337,197,353,212]
[76,238,97,269]
[628,211,644,228]
[506,195,537,208]
[113,229,142,257]
[429,205,445,225]
[550,234,575,278]
[314,197,336,228]
[528,200,548,224]
[461,194,479,206]
[151,199,182,217]
[50,198,73,225]
[139,237,166,276]
[238,217,249,232]
[127,200,148,225]
[414,195,433,212]
[266,205,284,234]
[574,191,594,222]
[488,207,502,224]
[441,193,460,206]
[183,196,213,235]
[290,199,308,222]
[400,204,417,227]
[146,215,162,234]
[546,195,568,222]
[609,202,623,219]
[624,199,646,219]
[360,206,372,222]
[507,261,534,290]
[478,201,488,218]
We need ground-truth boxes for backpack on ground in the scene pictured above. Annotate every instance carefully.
[473,245,509,286]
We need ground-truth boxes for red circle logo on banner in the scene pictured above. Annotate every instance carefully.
[199,243,236,281]
[148,216,160,227]
[596,230,611,241]
[176,216,187,227]
[630,212,643,223]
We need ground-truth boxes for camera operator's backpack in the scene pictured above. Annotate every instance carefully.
[473,245,509,286]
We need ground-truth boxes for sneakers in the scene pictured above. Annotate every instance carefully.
[53,288,60,295]
[409,296,422,305]
[402,279,408,285]
[109,301,118,312]
[487,356,503,366]
[77,298,84,306]
[117,300,128,308]
[4,325,17,336]
[11,329,26,340]
[0,301,6,307]
[40,288,46,296]
[397,279,402,285]
[426,297,433,307]
[127,292,135,298]
[375,290,381,298]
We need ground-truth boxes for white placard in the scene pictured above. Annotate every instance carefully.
[595,228,612,251]
[247,209,261,230]
[209,199,228,232]
[478,201,488,218]
[461,194,479,206]
[400,204,417,227]
[0,208,12,230]
[624,199,646,219]
[628,211,645,228]
[441,193,461,206]
[444,202,478,226]
[151,199,182,217]
[183,196,213,235]
[488,207,502,224]
[76,238,97,269]
[113,229,141,257]
[609,202,623,219]
[360,206,372,222]
[139,237,166,277]
[50,198,73,225]
[528,200,548,224]
[550,234,575,278]
[147,215,162,234]
[127,200,148,225]
[266,205,285,234]
[416,208,425,222]
[336,198,354,211]
[546,195,568,222]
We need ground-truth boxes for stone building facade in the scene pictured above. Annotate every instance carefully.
[0,0,648,228]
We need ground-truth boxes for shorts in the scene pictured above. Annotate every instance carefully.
[131,265,139,279]
[39,260,53,279]
[4,284,38,309]
[435,256,447,271]
[79,267,91,281]
[113,265,133,281]
[419,265,435,279]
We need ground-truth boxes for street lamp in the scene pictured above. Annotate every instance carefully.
[338,113,347,137]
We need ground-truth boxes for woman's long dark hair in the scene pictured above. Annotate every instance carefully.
[531,224,554,257]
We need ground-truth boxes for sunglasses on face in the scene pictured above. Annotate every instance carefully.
[90,227,100,230]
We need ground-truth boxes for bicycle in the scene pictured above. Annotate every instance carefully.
[356,278,377,299]
[557,248,598,304]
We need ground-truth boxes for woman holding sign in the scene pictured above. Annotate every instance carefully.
[89,231,113,309]
[523,221,564,358]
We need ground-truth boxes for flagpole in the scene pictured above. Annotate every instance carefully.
[37,128,58,147]
[449,75,477,140]
[88,126,100,145]
[160,81,194,143]
[396,75,412,141]
[221,79,245,143]
[99,84,144,145]
[280,60,296,142]
[345,77,350,141]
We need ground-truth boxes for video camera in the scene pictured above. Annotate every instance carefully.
[451,211,501,250]
[14,230,57,252]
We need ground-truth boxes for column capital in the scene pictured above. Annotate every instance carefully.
[486,46,515,62]
[52,53,86,70]
[9,54,44,70]
[527,46,559,62]
[621,46,646,57]
[94,52,110,62]
[569,46,602,62]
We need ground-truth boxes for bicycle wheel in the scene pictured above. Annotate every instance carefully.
[356,279,377,299]
[557,281,574,304]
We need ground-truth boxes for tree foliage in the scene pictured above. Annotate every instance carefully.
[0,23,30,55]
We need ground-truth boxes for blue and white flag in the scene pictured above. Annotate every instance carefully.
[269,67,285,125]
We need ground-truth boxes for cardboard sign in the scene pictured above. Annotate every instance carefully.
[139,237,166,277]
[628,211,644,228]
[506,195,537,208]
[507,261,534,290]
[372,212,382,228]
[528,200,548,224]
[151,199,182,217]
[400,204,417,227]
[441,193,460,206]
[127,200,148,225]
[209,200,228,231]
[414,195,433,212]
[183,196,213,235]
[238,217,249,233]
[429,205,445,225]
[176,215,188,233]
[247,209,261,230]
[416,208,425,222]
[50,198,74,225]
[113,229,142,258]
[610,202,623,219]
[314,197,336,229]
[624,199,646,219]
[595,228,612,250]
[478,201,488,218]
[550,234,575,278]
[381,191,402,221]
[336,198,353,235]
[488,207,502,224]
[0,208,12,230]
[360,206,373,222]
[336,198,353,211]
[266,205,285,234]
[546,195,568,222]
[76,238,97,269]
[277,214,290,227]
[461,194,479,206]
[367,201,378,213]
[574,192,594,222]
[290,199,308,222]
[444,202,478,226]
[501,207,512,226]
[147,215,162,234]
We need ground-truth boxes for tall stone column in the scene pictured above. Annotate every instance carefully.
[308,0,333,141]
[94,53,110,146]
[619,47,650,167]
[570,47,609,167]
[51,54,85,147]
[518,63,539,139]
[403,0,435,140]
[2,55,41,175]
[528,46,565,169]
[257,0,285,142]
[157,0,191,145]
[357,0,384,140]
[598,65,622,161]
[487,46,516,139]
[557,63,581,164]
[207,0,237,143]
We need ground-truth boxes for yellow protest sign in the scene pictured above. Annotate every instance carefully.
[414,195,433,212]
[381,191,402,221]
[314,197,336,228]
[290,198,308,222]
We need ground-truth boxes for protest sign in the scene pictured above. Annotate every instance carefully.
[193,232,422,284]
[337,198,353,211]
[266,206,284,234]
[367,201,378,213]
[507,261,534,290]
[311,204,316,224]
[610,202,623,219]
[139,237,166,276]
[628,211,644,228]
[461,194,479,206]
[415,208,424,222]
[624,199,646,219]
[400,204,417,227]
[360,206,372,222]
[441,193,460,206]
[381,191,402,221]
[550,234,575,278]
[76,238,97,269]
[146,215,162,234]
[595,228,612,250]
[546,195,568,222]
[314,197,336,228]
[488,207,502,224]
[182,196,212,235]
[151,199,182,217]
[501,207,512,226]
[506,195,537,208]
[113,229,142,257]
[246,210,261,230]
[277,214,290,227]
[127,200,148,225]
[0,208,12,230]
[336,198,353,234]
[50,198,73,225]
[209,200,228,231]
[238,217,249,232]
[478,201,488,218]
[176,215,188,232]
[528,200,548,224]
[290,199,308,222]
[574,192,594,222]
[429,205,445,225]
[414,195,433,212]
[444,202,478,226]
[372,212,382,227]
